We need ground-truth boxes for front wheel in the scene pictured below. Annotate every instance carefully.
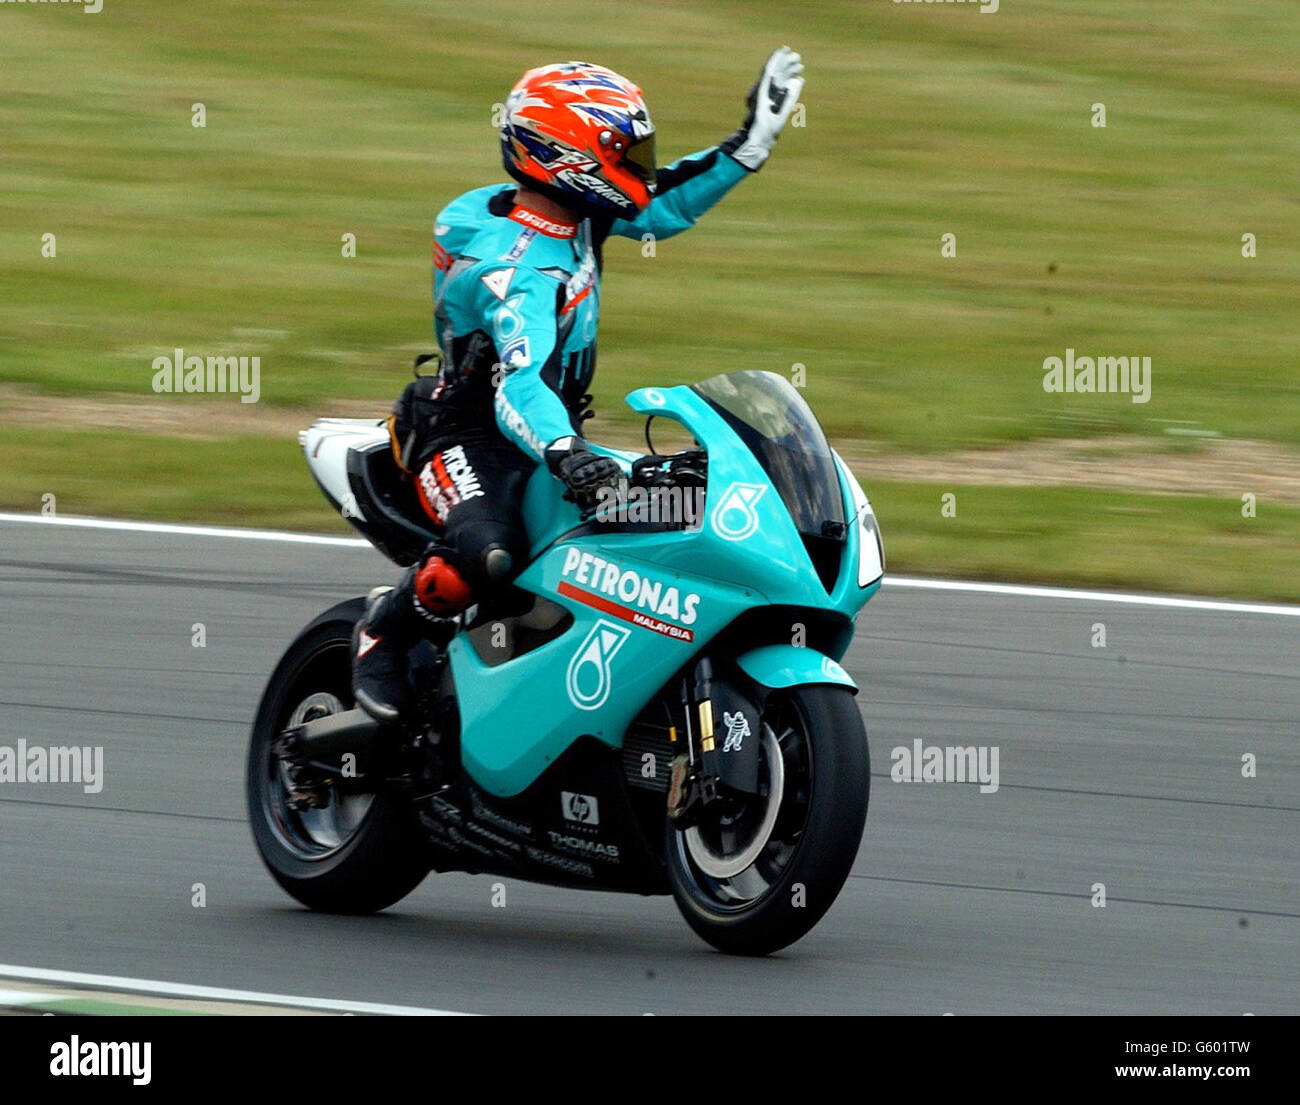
[666,685,869,956]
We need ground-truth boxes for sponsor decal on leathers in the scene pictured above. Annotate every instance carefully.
[417,443,484,521]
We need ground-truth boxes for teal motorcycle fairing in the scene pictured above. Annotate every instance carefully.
[449,371,883,798]
[735,644,857,691]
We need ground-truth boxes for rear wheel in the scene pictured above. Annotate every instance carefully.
[246,600,429,914]
[666,685,869,955]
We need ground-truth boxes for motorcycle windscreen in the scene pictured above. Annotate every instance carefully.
[692,370,846,540]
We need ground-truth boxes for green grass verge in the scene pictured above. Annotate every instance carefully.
[1,0,1297,451]
[1,1,1295,600]
[867,480,1299,602]
[4,428,1296,604]
[22,998,204,1016]
[0,429,346,534]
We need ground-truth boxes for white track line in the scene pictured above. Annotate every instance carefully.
[0,511,369,547]
[882,576,1300,617]
[2,512,1297,617]
[0,964,469,1016]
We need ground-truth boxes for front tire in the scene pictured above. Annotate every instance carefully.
[246,600,429,914]
[666,685,869,956]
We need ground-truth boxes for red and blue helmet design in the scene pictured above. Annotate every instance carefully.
[501,62,656,218]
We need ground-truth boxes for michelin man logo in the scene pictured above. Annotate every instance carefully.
[722,710,750,752]
[711,482,767,542]
[566,619,631,710]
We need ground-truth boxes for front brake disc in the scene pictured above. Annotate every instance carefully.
[683,725,785,879]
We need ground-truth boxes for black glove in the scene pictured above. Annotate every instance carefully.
[545,437,621,505]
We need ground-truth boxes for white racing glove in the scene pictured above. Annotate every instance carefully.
[721,46,806,171]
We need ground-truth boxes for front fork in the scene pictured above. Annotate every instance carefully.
[667,657,764,828]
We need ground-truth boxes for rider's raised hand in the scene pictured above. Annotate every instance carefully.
[721,46,806,172]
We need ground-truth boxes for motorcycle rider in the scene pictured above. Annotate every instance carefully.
[352,48,806,722]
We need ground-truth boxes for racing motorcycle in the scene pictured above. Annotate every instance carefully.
[246,370,884,955]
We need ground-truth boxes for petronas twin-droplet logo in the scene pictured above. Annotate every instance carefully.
[710,482,768,542]
[566,619,632,710]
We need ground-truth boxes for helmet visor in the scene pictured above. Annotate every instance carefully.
[622,133,657,190]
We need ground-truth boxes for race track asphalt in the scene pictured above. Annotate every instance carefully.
[0,518,1295,1014]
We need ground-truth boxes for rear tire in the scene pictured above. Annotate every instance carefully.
[666,685,869,956]
[246,600,429,914]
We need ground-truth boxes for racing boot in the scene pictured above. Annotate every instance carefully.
[352,549,473,722]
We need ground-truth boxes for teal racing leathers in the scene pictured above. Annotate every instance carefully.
[427,146,750,461]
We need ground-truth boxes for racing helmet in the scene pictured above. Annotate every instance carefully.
[500,61,657,218]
